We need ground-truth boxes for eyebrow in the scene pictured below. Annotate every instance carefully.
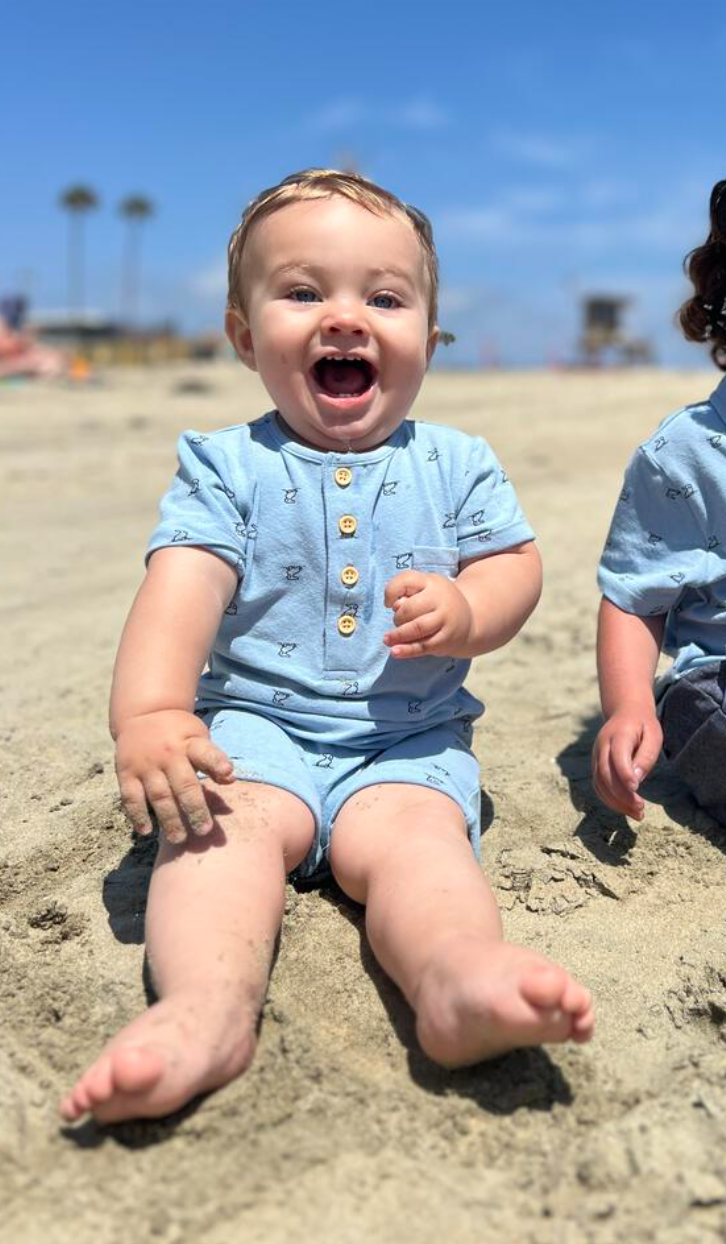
[367,265,418,285]
[269,261,417,287]
[269,262,316,277]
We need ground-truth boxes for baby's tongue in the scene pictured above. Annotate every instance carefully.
[319,359,367,396]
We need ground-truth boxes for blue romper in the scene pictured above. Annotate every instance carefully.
[598,375,726,695]
[148,411,534,877]
[598,375,726,820]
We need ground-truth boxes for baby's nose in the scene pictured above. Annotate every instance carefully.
[321,303,366,335]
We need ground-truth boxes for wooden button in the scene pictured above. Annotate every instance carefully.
[338,614,357,636]
[341,565,359,587]
[334,467,353,487]
[339,515,357,536]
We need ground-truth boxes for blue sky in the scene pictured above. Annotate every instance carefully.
[3,0,725,366]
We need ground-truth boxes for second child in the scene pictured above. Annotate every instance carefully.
[594,179,726,824]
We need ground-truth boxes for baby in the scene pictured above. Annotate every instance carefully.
[593,178,726,825]
[61,168,593,1124]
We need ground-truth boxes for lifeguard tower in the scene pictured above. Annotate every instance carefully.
[578,295,653,366]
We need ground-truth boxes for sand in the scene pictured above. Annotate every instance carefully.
[3,362,726,1244]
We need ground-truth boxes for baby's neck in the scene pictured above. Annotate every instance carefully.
[275,412,398,455]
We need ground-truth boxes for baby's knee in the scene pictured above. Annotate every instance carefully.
[205,779,316,868]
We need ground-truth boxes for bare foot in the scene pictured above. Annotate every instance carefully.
[414,937,594,1067]
[59,991,257,1124]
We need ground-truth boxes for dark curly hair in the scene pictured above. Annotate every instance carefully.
[679,180,726,370]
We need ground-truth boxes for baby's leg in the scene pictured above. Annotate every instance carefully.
[660,663,726,821]
[60,782,315,1123]
[330,784,594,1066]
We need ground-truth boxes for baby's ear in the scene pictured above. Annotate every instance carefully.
[225,309,257,371]
[426,326,440,368]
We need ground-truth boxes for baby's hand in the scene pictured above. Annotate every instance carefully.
[591,709,663,821]
[115,709,235,845]
[383,570,474,659]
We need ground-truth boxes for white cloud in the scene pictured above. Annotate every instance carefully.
[501,186,565,214]
[303,96,450,134]
[397,97,449,130]
[437,174,708,257]
[304,98,369,133]
[580,178,635,209]
[490,129,583,169]
[437,207,516,242]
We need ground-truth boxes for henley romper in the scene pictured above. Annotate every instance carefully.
[148,411,534,876]
[598,374,726,818]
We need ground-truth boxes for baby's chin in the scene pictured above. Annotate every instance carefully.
[278,408,401,454]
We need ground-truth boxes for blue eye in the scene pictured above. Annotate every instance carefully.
[370,293,399,310]
[288,288,319,303]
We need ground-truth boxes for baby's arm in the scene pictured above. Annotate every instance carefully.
[383,541,542,660]
[111,546,239,843]
[591,597,665,820]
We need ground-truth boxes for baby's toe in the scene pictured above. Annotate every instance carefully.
[59,1090,82,1121]
[520,963,569,1012]
[571,1005,595,1042]
[85,1056,115,1106]
[561,978,592,1016]
[60,1068,103,1121]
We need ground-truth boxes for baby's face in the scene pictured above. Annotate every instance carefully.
[226,196,438,452]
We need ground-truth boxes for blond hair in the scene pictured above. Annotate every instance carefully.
[226,168,439,331]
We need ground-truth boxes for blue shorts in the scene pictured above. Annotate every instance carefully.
[660,661,726,823]
[197,708,482,881]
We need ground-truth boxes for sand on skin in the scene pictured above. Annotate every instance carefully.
[3,362,726,1244]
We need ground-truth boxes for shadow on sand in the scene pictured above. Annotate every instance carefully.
[556,709,726,861]
[317,785,574,1118]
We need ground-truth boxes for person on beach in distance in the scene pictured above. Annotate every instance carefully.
[61,168,594,1124]
[594,179,726,825]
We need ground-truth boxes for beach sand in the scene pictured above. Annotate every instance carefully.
[3,362,726,1244]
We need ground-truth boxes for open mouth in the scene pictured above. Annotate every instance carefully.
[312,356,377,399]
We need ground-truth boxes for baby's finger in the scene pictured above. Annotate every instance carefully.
[593,745,643,818]
[384,612,440,650]
[608,731,645,793]
[186,737,235,784]
[632,724,663,784]
[144,772,188,844]
[166,759,214,837]
[384,571,428,608]
[118,775,153,835]
[387,639,437,660]
[597,756,640,814]
[390,591,436,626]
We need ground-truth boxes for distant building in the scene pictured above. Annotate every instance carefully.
[578,295,654,366]
[29,310,125,350]
[27,311,221,365]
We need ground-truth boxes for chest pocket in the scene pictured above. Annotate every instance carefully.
[412,546,459,579]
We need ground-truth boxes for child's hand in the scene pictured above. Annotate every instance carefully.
[383,571,474,659]
[115,709,235,845]
[591,709,663,821]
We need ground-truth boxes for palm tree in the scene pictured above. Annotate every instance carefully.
[119,195,155,326]
[58,184,99,317]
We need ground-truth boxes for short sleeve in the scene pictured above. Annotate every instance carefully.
[146,430,251,575]
[598,447,707,616]
[456,437,534,560]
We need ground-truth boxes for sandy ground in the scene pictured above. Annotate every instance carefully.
[3,362,726,1244]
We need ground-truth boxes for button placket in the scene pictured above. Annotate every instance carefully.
[323,458,369,671]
